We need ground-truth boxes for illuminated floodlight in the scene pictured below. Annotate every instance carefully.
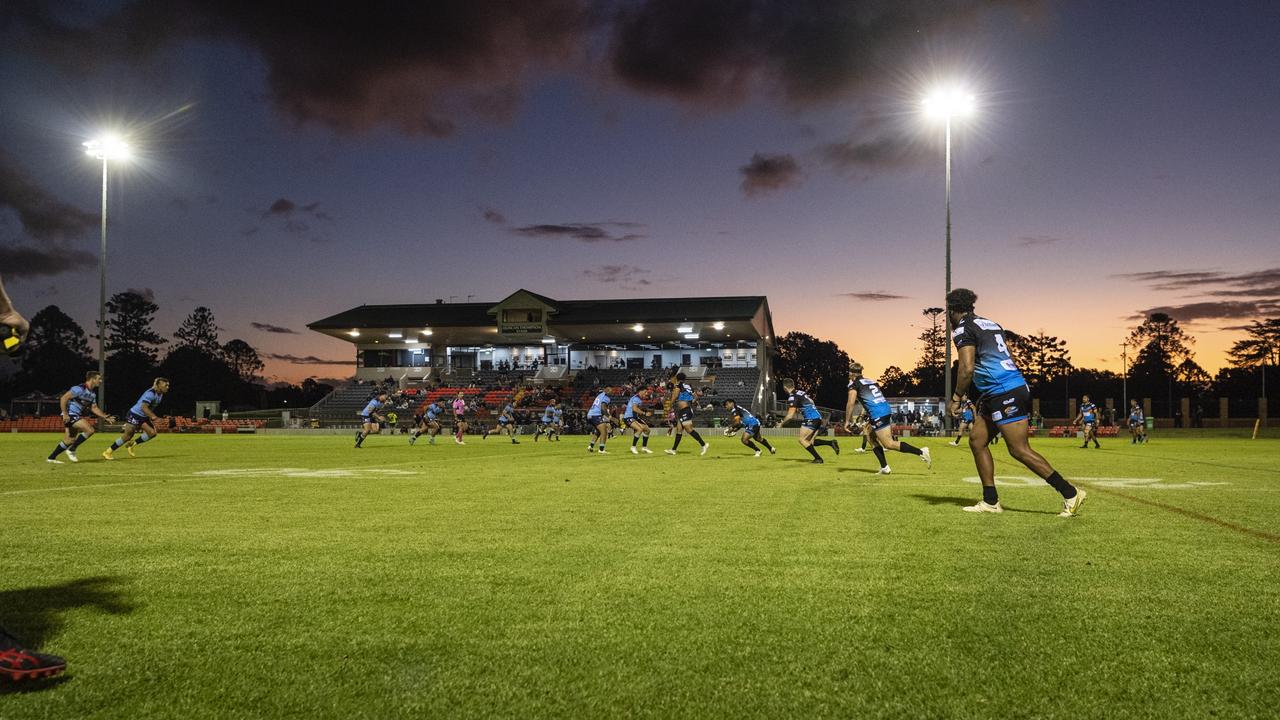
[632,323,644,332]
[712,321,725,330]
[388,331,402,338]
[421,329,433,336]
[922,87,975,120]
[676,325,693,334]
[348,330,360,337]
[541,337,556,344]
[83,134,132,161]
[683,333,699,340]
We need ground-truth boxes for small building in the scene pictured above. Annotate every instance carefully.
[308,289,775,409]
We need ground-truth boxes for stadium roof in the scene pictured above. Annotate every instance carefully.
[309,290,774,346]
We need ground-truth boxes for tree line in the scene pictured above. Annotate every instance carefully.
[774,311,1279,416]
[1,290,333,415]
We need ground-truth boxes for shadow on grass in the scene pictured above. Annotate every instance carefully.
[0,576,134,690]
[836,467,880,474]
[908,494,974,506]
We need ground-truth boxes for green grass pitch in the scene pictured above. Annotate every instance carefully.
[2,430,1277,718]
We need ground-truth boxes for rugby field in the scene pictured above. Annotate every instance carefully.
[2,431,1277,718]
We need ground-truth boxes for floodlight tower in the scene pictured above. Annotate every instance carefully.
[923,87,974,430]
[84,134,132,408]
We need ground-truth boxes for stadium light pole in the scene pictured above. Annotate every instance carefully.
[924,86,975,431]
[84,134,132,410]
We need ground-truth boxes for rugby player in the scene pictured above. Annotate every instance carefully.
[622,386,654,454]
[103,377,170,459]
[948,396,976,446]
[586,387,612,453]
[1128,399,1148,444]
[552,404,564,441]
[1074,395,1101,448]
[534,399,557,442]
[723,398,775,457]
[47,371,114,463]
[354,392,387,448]
[843,363,929,474]
[664,372,709,456]
[409,401,444,445]
[493,401,520,444]
[947,288,1085,516]
[782,378,838,463]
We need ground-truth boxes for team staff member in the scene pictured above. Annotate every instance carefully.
[947,288,1085,517]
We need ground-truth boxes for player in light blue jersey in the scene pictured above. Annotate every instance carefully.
[948,288,1084,517]
[586,388,612,453]
[722,399,775,457]
[103,377,170,460]
[1127,399,1148,444]
[1073,395,1101,448]
[622,387,654,454]
[552,406,564,441]
[410,401,444,445]
[355,392,388,448]
[48,371,115,464]
[782,378,838,463]
[843,363,930,474]
[535,399,558,442]
[491,402,520,444]
[949,396,976,446]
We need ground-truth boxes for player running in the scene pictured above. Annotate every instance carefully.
[622,386,654,454]
[782,378,838,463]
[535,399,558,442]
[552,405,564,441]
[47,371,114,464]
[451,393,469,444]
[492,401,520,444]
[103,377,170,460]
[354,392,387,448]
[722,398,775,457]
[664,372,710,456]
[586,387,612,453]
[409,401,444,445]
[949,396,976,446]
[843,363,930,474]
[1074,395,1101,448]
[946,288,1085,517]
[1128,399,1148,444]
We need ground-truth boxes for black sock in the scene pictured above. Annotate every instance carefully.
[1044,471,1077,499]
[110,439,124,450]
[632,434,640,446]
[982,485,1000,505]
[954,435,962,443]
[805,445,821,460]
[898,441,923,456]
[745,440,759,451]
[872,447,887,468]
[813,438,834,447]
[688,430,705,446]
[69,433,88,450]
[672,434,682,450]
[760,437,773,451]
[49,442,67,460]
[356,432,365,444]
[860,436,868,449]
[135,433,150,445]
[642,434,649,447]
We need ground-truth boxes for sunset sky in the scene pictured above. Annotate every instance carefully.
[2,1,1277,383]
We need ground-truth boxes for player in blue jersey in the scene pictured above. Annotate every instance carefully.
[586,387,613,453]
[722,398,775,457]
[843,363,930,474]
[1073,395,1101,448]
[534,399,559,442]
[47,371,115,463]
[354,392,388,448]
[410,401,444,445]
[491,401,520,444]
[552,405,564,441]
[947,288,1085,517]
[664,372,710,456]
[103,377,171,460]
[1127,399,1148,444]
[781,378,838,463]
[948,396,976,446]
[621,387,655,454]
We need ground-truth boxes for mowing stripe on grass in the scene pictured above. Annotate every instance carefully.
[1080,483,1280,545]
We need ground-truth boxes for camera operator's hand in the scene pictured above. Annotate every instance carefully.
[0,275,29,345]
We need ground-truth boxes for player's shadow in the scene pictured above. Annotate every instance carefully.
[836,467,880,474]
[0,576,134,693]
[909,494,975,507]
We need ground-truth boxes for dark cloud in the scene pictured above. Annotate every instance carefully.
[7,2,1037,136]
[840,291,909,302]
[739,153,802,197]
[1133,300,1280,323]
[0,243,96,278]
[819,133,930,173]
[262,197,331,221]
[607,0,1040,107]
[1017,235,1063,248]
[1120,268,1280,323]
[125,287,157,302]
[581,264,653,289]
[251,322,297,334]
[481,208,507,225]
[512,221,645,243]
[6,0,588,137]
[253,197,331,240]
[262,353,350,365]
[264,198,296,217]
[0,150,98,242]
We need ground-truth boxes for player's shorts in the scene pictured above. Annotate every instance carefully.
[498,417,511,425]
[587,414,607,426]
[624,415,648,427]
[124,412,149,427]
[1128,419,1142,428]
[802,416,824,431]
[677,406,694,423]
[742,422,762,439]
[65,414,83,428]
[961,412,974,423]
[979,385,1031,425]
[360,415,375,424]
[868,414,892,432]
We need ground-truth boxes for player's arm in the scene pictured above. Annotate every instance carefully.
[843,388,862,430]
[951,345,977,417]
[141,399,160,423]
[59,390,72,420]
[90,400,112,422]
